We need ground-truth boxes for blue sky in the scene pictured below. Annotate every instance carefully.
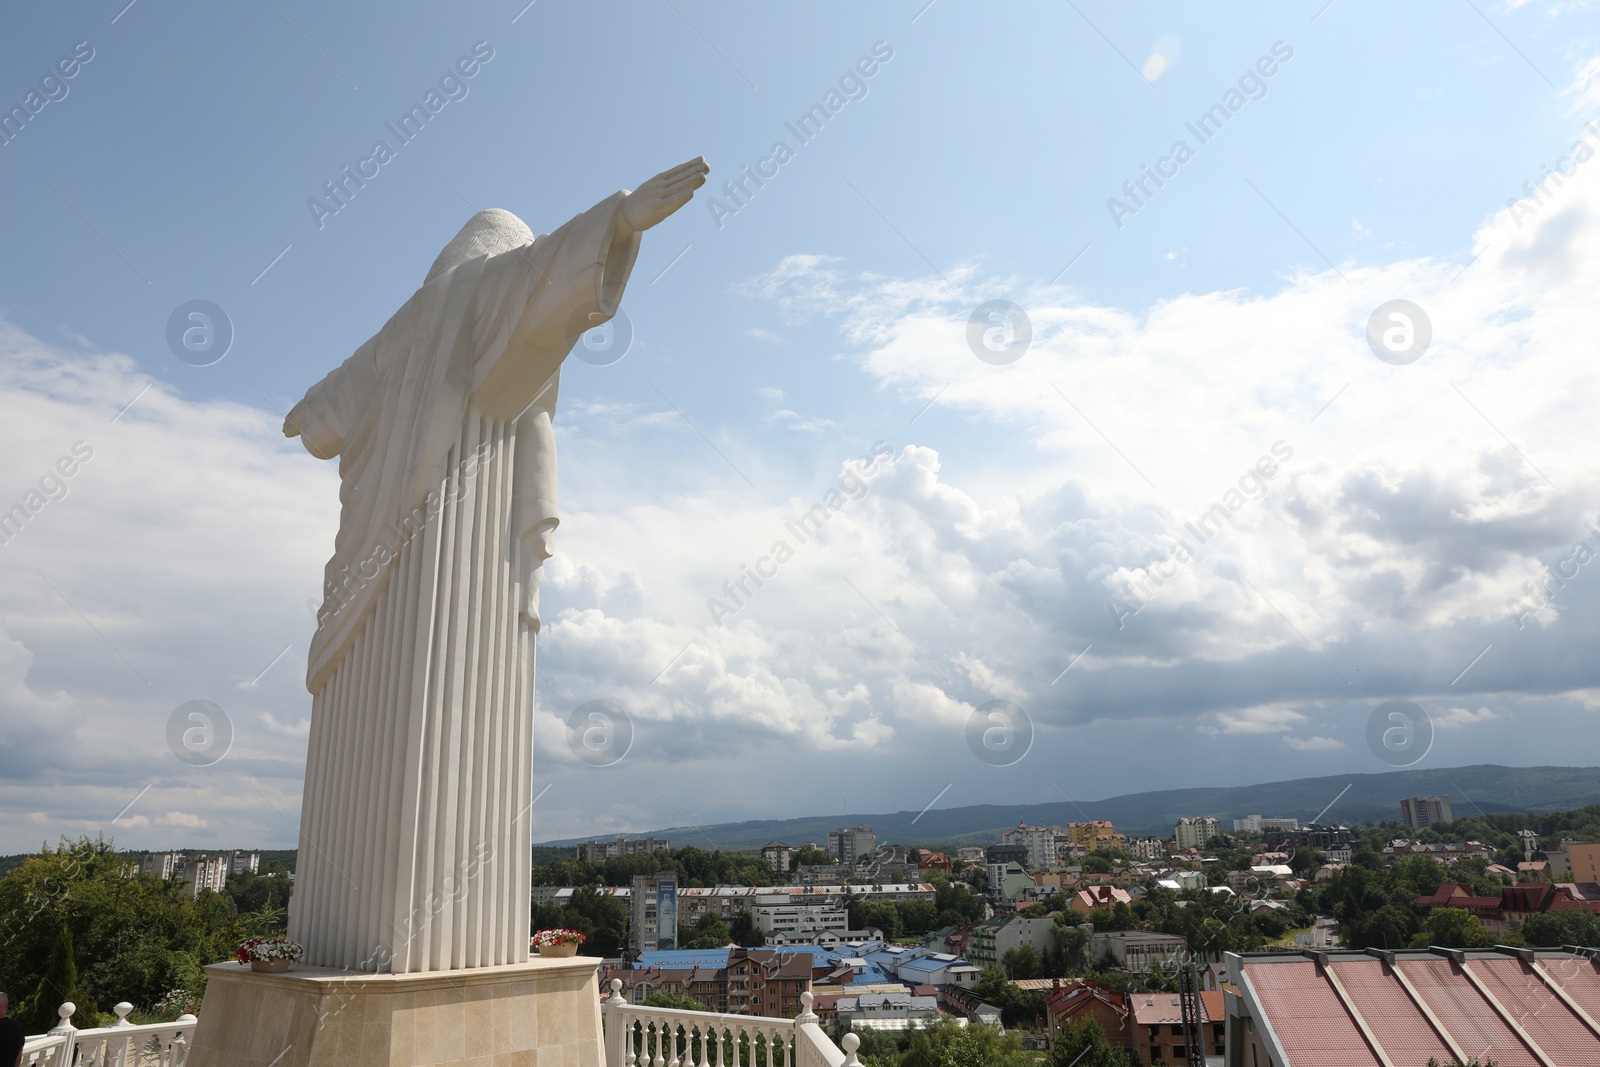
[3,0,1600,852]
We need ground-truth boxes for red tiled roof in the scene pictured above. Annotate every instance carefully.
[1130,990,1223,1026]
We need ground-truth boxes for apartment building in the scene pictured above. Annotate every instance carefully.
[1174,816,1219,851]
[577,836,671,863]
[1232,815,1300,834]
[1399,794,1453,829]
[629,873,679,954]
[827,825,876,865]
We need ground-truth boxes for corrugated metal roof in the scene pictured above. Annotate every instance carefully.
[1468,958,1600,1067]
[1394,958,1541,1066]
[1244,959,1379,1067]
[1326,958,1453,1066]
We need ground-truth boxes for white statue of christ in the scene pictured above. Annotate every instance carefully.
[282,158,708,973]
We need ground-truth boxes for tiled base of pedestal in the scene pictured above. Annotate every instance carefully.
[186,957,603,1067]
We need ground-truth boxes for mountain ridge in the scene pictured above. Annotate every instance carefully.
[539,764,1600,848]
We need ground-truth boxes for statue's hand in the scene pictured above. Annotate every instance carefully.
[620,157,709,234]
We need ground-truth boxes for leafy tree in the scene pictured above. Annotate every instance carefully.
[17,924,94,1033]
[897,899,939,937]
[0,837,281,1024]
[790,845,834,870]
[683,913,732,950]
[901,1017,1033,1067]
[1049,1017,1140,1067]
[643,991,706,1011]
[1409,907,1494,949]
[1519,909,1600,947]
[1001,944,1041,979]
[729,910,765,948]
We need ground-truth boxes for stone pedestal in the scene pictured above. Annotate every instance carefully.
[186,956,604,1067]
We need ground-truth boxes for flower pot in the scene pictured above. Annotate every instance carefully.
[250,958,291,974]
[538,942,580,958]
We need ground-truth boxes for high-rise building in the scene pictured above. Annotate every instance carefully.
[137,850,259,897]
[827,825,876,865]
[760,842,792,880]
[1232,815,1300,834]
[1399,795,1453,829]
[629,873,680,954]
[1174,816,1219,851]
[1003,821,1064,869]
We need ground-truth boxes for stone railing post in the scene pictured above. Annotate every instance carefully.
[602,978,628,1067]
[47,1002,78,1067]
[795,991,818,1025]
[841,1033,861,1067]
[171,1013,199,1067]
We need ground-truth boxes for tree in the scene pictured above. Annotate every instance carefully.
[1520,909,1600,947]
[17,924,94,1033]
[729,910,765,948]
[684,913,732,950]
[901,1018,1033,1067]
[898,899,939,936]
[1050,1017,1140,1067]
[1410,908,1494,949]
[790,845,833,870]
[643,991,706,1011]
[1001,944,1041,980]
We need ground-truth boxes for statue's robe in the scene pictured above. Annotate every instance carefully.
[284,194,640,972]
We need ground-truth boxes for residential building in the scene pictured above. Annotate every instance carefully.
[1174,816,1219,851]
[965,914,1057,969]
[1127,837,1165,861]
[1229,947,1600,1065]
[760,842,791,880]
[835,990,939,1029]
[1130,989,1224,1065]
[1045,981,1133,1053]
[827,825,875,865]
[1399,794,1453,829]
[1413,881,1600,936]
[1264,824,1352,853]
[986,861,1032,905]
[605,947,813,1017]
[629,873,679,954]
[916,850,951,874]
[1567,842,1600,884]
[955,847,986,864]
[750,896,848,942]
[1003,820,1065,869]
[1232,815,1299,834]
[137,850,259,897]
[1070,886,1132,916]
[577,836,670,863]
[1090,930,1186,973]
[1067,821,1116,847]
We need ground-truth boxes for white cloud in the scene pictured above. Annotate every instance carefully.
[1283,735,1345,752]
[1432,705,1502,729]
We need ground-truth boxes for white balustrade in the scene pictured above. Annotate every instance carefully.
[603,983,859,1067]
[19,1002,200,1067]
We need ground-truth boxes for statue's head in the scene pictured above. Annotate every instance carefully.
[426,208,534,283]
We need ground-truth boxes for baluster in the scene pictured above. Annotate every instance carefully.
[840,1033,861,1067]
[649,1017,668,1067]
[171,1014,198,1067]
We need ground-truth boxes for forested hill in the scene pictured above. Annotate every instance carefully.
[541,764,1600,847]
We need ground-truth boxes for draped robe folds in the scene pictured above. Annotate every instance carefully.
[283,193,640,973]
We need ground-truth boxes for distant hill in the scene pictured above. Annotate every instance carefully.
[540,764,1600,849]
